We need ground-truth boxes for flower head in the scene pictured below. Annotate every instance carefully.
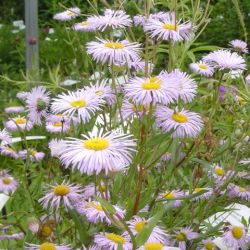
[0,145,19,159]
[19,149,45,162]
[124,76,176,105]
[82,182,110,200]
[144,12,193,42]
[159,190,184,208]
[76,200,125,225]
[94,232,132,250]
[172,227,199,250]
[59,130,136,175]
[90,9,132,31]
[127,216,169,244]
[5,116,33,131]
[227,183,250,201]
[39,181,82,211]
[84,81,116,106]
[25,86,50,125]
[0,174,18,194]
[5,106,25,114]
[199,239,216,250]
[53,7,80,21]
[229,39,248,53]
[189,61,214,77]
[87,38,141,65]
[159,69,197,103]
[73,18,97,32]
[25,242,71,250]
[51,90,103,123]
[0,129,12,144]
[191,187,213,201]
[222,225,250,249]
[203,50,246,71]
[155,106,203,138]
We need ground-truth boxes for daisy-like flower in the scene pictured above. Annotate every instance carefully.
[16,91,29,100]
[4,106,25,114]
[144,12,193,42]
[222,225,250,249]
[208,164,233,186]
[0,128,12,144]
[0,145,19,159]
[18,149,45,162]
[59,130,136,175]
[155,106,203,138]
[25,86,50,125]
[48,139,67,158]
[121,99,150,120]
[199,239,216,250]
[75,200,125,225]
[127,216,168,244]
[229,39,248,54]
[191,187,213,201]
[137,242,178,250]
[203,50,246,71]
[90,9,132,31]
[159,190,184,208]
[86,38,141,65]
[94,232,132,250]
[51,90,103,123]
[189,61,214,77]
[159,69,197,103]
[72,17,97,32]
[124,76,176,105]
[39,181,82,211]
[172,227,199,250]
[0,174,18,194]
[0,233,24,240]
[46,120,70,133]
[53,7,80,21]
[227,183,250,201]
[133,15,146,27]
[5,116,33,131]
[25,242,71,250]
[84,81,116,106]
[82,182,110,200]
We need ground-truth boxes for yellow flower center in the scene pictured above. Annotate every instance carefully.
[239,187,246,193]
[86,202,103,211]
[164,191,175,199]
[171,113,188,123]
[53,122,62,127]
[98,185,106,192]
[2,177,11,185]
[30,149,37,156]
[70,99,86,108]
[176,232,186,241]
[214,166,225,176]
[198,64,208,70]
[53,185,70,196]
[106,233,125,244]
[95,90,104,96]
[232,226,243,239]
[66,10,74,16]
[39,242,56,250]
[80,21,88,26]
[104,42,124,49]
[134,221,146,232]
[205,241,216,250]
[194,188,205,193]
[142,77,161,90]
[15,117,26,124]
[41,225,53,237]
[144,242,164,250]
[84,138,109,151]
[163,23,177,31]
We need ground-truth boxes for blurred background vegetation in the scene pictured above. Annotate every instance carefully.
[0,0,249,88]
